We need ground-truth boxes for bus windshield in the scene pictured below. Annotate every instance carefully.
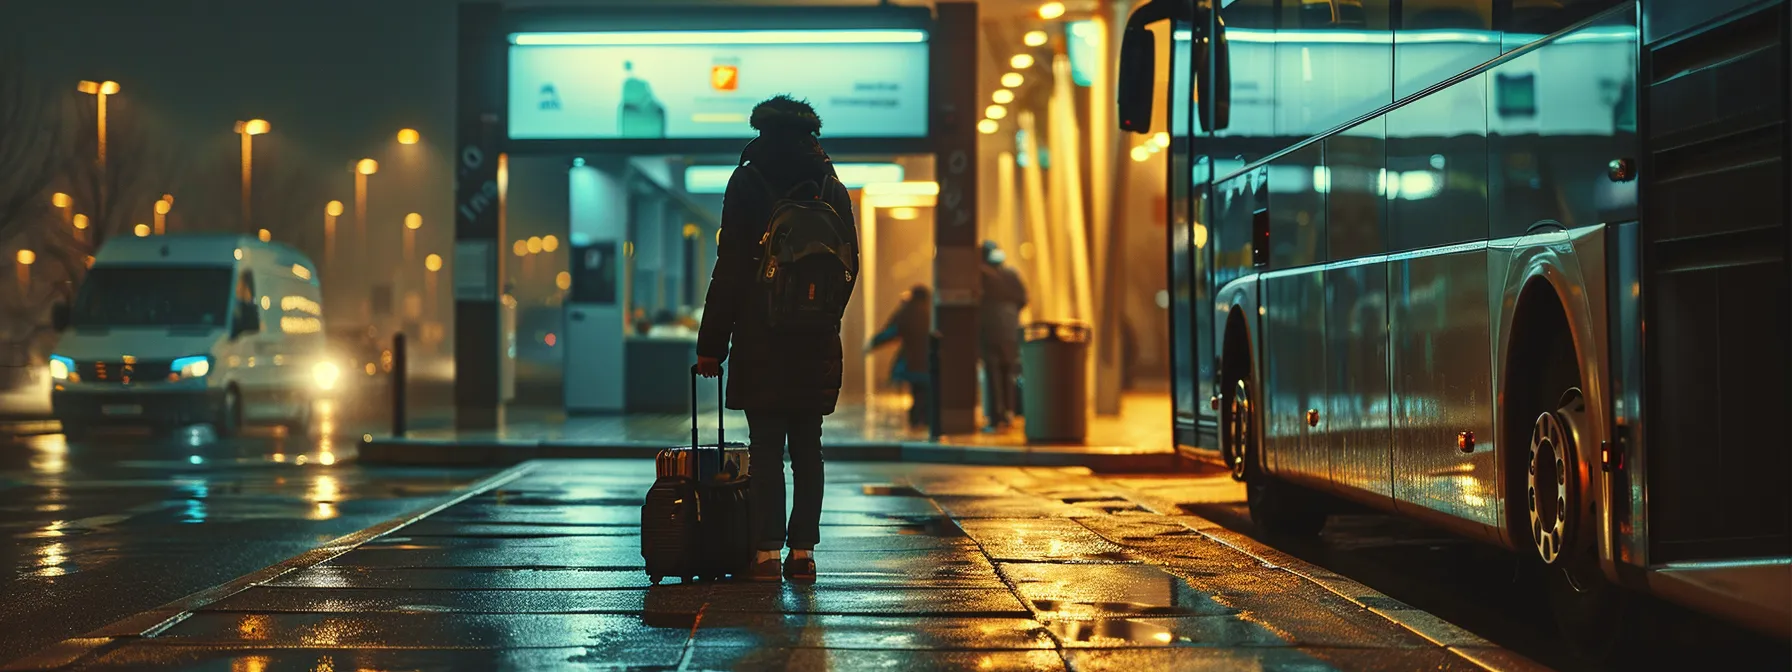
[71,265,234,328]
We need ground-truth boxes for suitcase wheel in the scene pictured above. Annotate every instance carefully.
[649,575,662,585]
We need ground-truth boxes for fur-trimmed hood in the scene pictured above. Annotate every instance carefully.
[749,94,822,137]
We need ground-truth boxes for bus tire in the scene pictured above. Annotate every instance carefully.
[1228,376,1327,539]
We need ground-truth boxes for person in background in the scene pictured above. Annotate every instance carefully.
[866,284,933,428]
[696,94,857,583]
[978,240,1028,432]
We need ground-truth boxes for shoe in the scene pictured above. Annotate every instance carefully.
[748,556,782,582]
[783,555,816,582]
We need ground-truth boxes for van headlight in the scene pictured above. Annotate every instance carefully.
[50,355,74,381]
[172,355,211,379]
[313,361,341,391]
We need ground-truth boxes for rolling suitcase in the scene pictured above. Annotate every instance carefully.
[641,366,754,585]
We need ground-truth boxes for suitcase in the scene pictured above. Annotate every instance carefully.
[641,366,754,585]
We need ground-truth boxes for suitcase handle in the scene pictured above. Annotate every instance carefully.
[690,364,724,452]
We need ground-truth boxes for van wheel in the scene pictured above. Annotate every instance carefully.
[216,387,243,439]
[1227,376,1327,538]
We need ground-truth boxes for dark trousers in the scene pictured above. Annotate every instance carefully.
[907,378,933,427]
[983,357,1018,426]
[745,411,824,551]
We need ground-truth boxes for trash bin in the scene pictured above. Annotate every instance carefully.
[1019,321,1090,443]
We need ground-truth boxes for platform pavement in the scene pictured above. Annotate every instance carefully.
[359,394,1180,473]
[7,460,1551,672]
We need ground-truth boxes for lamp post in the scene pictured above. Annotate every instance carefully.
[354,159,378,240]
[324,200,344,267]
[403,212,421,264]
[15,249,34,296]
[72,214,89,242]
[52,193,76,242]
[153,196,172,235]
[76,80,120,222]
[235,119,270,232]
[424,253,442,313]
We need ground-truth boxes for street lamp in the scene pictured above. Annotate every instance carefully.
[354,159,378,240]
[1039,2,1066,20]
[1011,54,1035,69]
[72,214,89,233]
[1023,30,1049,47]
[76,80,120,222]
[397,128,420,145]
[235,119,270,231]
[1001,72,1024,88]
[52,193,77,242]
[424,253,442,311]
[133,224,149,237]
[403,212,421,262]
[153,197,171,235]
[14,249,32,294]
[324,200,344,266]
[542,234,559,252]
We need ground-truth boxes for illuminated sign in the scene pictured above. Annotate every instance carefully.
[509,30,930,140]
[683,163,905,194]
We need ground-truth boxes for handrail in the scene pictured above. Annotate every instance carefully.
[1207,2,1637,186]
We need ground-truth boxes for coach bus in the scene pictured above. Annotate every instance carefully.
[1115,0,1789,656]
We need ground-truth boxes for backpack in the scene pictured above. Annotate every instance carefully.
[744,164,856,332]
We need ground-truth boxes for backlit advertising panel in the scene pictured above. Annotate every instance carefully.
[509,30,930,140]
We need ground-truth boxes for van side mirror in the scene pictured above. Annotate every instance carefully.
[234,302,261,338]
[1196,15,1232,132]
[50,303,69,332]
[1117,26,1157,134]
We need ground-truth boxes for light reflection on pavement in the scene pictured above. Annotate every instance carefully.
[0,404,493,664]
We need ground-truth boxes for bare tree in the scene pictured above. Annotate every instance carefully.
[0,55,73,355]
[60,89,173,250]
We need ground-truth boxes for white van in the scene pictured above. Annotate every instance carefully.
[48,234,338,439]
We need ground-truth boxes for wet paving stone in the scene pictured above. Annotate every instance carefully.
[958,519,1137,563]
[81,646,672,672]
[425,504,642,526]
[206,586,653,614]
[1063,646,1485,672]
[932,495,1095,519]
[906,477,1022,497]
[690,585,1030,616]
[265,566,655,590]
[818,511,949,526]
[324,546,645,569]
[1000,563,1241,620]
[398,522,636,537]
[363,535,643,550]
[692,614,1056,650]
[689,647,1068,672]
[152,612,691,651]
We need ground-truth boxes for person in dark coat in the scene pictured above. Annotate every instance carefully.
[978,241,1028,431]
[696,94,858,583]
[866,285,934,428]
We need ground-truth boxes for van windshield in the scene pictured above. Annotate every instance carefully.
[72,265,234,328]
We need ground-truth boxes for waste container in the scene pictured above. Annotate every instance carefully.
[1019,321,1090,443]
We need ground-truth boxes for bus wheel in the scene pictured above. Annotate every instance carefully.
[1532,388,1639,663]
[1232,377,1326,538]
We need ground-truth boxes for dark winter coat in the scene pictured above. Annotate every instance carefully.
[696,134,859,414]
[870,289,932,383]
[978,262,1029,364]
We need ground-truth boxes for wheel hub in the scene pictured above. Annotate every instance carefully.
[1227,379,1250,481]
[1528,408,1573,565]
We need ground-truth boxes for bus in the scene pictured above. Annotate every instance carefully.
[1115,0,1789,656]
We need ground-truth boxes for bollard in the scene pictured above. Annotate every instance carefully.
[927,330,942,439]
[391,332,407,437]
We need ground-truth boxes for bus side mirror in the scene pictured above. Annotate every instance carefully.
[50,303,69,332]
[1117,26,1156,134]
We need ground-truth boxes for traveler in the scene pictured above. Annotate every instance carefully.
[696,95,858,582]
[866,284,934,428]
[978,241,1028,431]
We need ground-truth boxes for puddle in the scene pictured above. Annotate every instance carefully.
[863,484,924,497]
[1004,563,1240,618]
[893,518,967,538]
[1048,618,1193,645]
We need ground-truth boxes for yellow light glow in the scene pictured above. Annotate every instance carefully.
[977,119,999,134]
[15,250,34,265]
[234,248,243,260]
[1001,72,1024,88]
[364,363,377,376]
[889,207,919,220]
[280,316,322,334]
[526,236,543,254]
[1039,2,1066,19]
[154,199,171,215]
[1010,54,1035,69]
[1192,222,1209,249]
[133,224,149,237]
[100,81,119,95]
[425,254,442,272]
[162,193,174,204]
[555,271,572,291]
[258,229,271,242]
[512,240,528,257]
[51,193,70,208]
[397,128,420,145]
[71,214,87,230]
[404,213,422,230]
[985,104,1008,120]
[356,158,379,175]
[325,200,344,217]
[260,296,271,310]
[541,235,559,252]
[1024,30,1049,47]
[239,119,270,135]
[1153,131,1170,148]
[1131,146,1151,162]
[313,361,340,391]
[992,89,1015,105]
[281,296,322,314]
[292,264,312,280]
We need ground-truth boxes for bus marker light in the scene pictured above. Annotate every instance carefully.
[1457,430,1475,453]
